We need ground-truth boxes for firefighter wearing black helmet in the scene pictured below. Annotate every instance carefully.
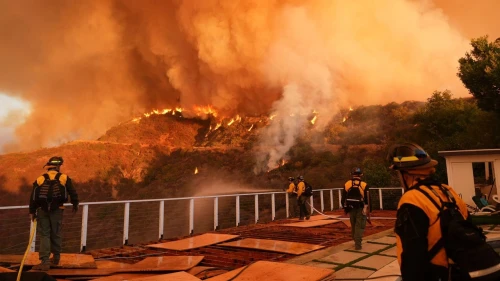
[388,143,500,281]
[341,167,369,250]
[30,156,79,271]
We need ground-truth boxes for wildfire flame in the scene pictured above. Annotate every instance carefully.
[349,106,353,111]
[194,167,198,174]
[227,118,235,126]
[132,117,141,123]
[194,105,218,117]
[311,115,317,125]
[235,115,242,122]
[214,122,222,130]
[248,124,254,131]
[269,114,277,120]
[343,117,347,122]
[312,110,318,114]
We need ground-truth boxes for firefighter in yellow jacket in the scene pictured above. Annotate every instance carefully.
[388,143,472,281]
[341,167,369,250]
[284,177,298,218]
[296,176,310,220]
[30,156,79,271]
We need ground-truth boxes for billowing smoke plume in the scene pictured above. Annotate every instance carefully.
[0,0,492,162]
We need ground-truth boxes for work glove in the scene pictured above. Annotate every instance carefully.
[362,205,368,216]
[72,204,79,213]
[30,213,37,222]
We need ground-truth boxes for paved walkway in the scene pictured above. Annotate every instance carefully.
[286,224,500,281]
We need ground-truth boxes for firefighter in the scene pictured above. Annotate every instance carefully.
[296,175,311,220]
[30,156,79,271]
[388,143,476,281]
[341,167,369,250]
[284,177,299,218]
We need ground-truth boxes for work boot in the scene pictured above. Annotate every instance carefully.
[355,244,362,251]
[32,261,50,271]
[50,257,60,266]
[299,217,305,221]
[306,215,311,220]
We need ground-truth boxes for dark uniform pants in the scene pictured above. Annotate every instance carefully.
[288,194,298,218]
[37,209,63,262]
[349,207,366,248]
[298,195,310,219]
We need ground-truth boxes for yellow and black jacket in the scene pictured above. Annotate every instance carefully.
[395,179,469,281]
[29,169,79,214]
[341,178,368,208]
[286,183,297,194]
[296,181,306,197]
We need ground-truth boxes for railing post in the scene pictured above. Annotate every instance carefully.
[379,189,383,210]
[320,190,324,212]
[271,193,276,221]
[30,219,37,252]
[214,197,219,231]
[189,199,194,235]
[285,193,289,218]
[80,204,88,252]
[123,202,130,245]
[159,201,164,240]
[330,190,334,211]
[402,187,405,195]
[236,196,240,227]
[255,194,259,224]
[338,189,342,209]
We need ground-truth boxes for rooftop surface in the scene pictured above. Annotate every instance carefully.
[1,210,403,280]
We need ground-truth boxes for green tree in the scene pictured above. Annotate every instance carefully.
[458,36,500,114]
[410,91,499,182]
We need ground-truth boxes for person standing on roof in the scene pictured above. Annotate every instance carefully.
[284,177,299,218]
[388,143,500,281]
[30,156,79,271]
[296,175,311,220]
[341,167,369,250]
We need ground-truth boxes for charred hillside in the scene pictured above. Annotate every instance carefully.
[0,100,436,206]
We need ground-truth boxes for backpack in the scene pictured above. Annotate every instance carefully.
[346,179,364,207]
[415,182,500,281]
[303,182,313,197]
[33,173,67,212]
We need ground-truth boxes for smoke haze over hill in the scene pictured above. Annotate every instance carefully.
[0,0,496,162]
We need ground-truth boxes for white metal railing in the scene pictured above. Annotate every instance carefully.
[0,187,403,253]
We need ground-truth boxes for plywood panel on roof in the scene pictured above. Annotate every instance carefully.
[205,261,334,281]
[91,272,201,281]
[130,256,204,271]
[281,219,340,228]
[89,273,157,281]
[95,260,133,269]
[42,256,204,277]
[290,215,340,221]
[219,238,324,255]
[0,266,14,272]
[146,233,239,251]
[6,252,97,268]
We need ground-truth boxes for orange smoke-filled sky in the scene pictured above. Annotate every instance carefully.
[0,0,498,153]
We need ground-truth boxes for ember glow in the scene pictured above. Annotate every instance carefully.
[194,167,198,174]
[310,115,317,125]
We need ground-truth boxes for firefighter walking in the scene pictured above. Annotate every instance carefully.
[342,167,369,250]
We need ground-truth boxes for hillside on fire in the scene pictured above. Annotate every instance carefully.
[1,91,498,206]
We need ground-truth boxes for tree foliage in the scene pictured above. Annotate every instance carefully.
[458,36,500,114]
